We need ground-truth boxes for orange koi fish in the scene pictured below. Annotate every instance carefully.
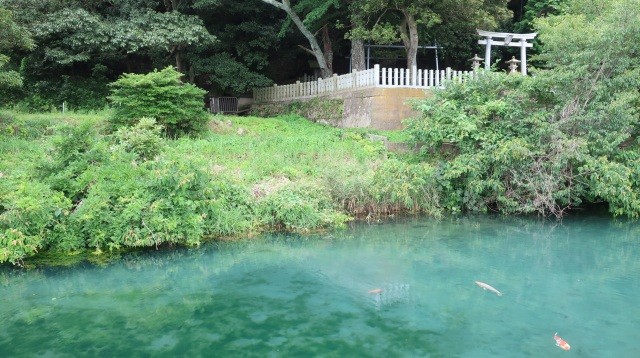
[368,288,383,294]
[554,332,571,351]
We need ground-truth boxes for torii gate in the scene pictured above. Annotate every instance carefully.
[477,29,537,75]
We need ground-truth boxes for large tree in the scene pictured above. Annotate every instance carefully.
[349,0,510,69]
[259,0,339,77]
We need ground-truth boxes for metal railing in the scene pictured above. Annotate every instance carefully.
[210,97,239,114]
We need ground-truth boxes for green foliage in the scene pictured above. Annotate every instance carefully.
[0,7,34,51]
[406,8,640,218]
[426,0,511,68]
[22,116,254,253]
[0,179,70,265]
[192,52,273,95]
[0,110,54,138]
[371,159,442,217]
[108,67,209,137]
[0,7,34,90]
[110,9,216,56]
[403,0,640,217]
[58,157,251,251]
[514,0,566,33]
[30,7,108,65]
[348,0,510,68]
[255,181,349,231]
[1,0,218,110]
[7,71,111,111]
[37,121,109,201]
[2,112,402,264]
[112,117,164,161]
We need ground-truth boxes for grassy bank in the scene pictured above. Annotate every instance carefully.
[1,110,435,266]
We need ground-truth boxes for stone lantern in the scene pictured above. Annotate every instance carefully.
[469,54,483,72]
[506,56,521,74]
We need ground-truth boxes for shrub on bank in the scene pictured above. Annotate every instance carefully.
[0,179,70,264]
[108,67,209,137]
[405,71,640,217]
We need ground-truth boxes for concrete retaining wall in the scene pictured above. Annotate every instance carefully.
[251,87,432,130]
[341,87,432,130]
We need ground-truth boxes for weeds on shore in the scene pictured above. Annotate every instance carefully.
[1,112,429,265]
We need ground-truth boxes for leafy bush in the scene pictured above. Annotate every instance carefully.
[193,52,273,95]
[112,117,164,161]
[37,122,109,201]
[371,159,442,217]
[108,66,209,137]
[0,179,70,265]
[255,181,350,231]
[53,156,254,252]
[406,67,640,217]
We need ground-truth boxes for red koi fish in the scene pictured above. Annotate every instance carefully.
[554,332,571,351]
[368,288,383,294]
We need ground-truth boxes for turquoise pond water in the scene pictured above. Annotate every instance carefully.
[1,214,639,357]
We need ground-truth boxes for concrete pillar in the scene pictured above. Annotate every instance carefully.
[520,41,528,75]
[484,37,492,70]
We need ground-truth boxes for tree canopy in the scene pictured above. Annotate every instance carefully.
[0,7,33,90]
[0,0,608,109]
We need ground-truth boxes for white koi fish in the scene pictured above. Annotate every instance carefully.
[474,281,503,296]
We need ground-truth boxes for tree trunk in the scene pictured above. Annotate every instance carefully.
[399,9,419,69]
[188,65,195,84]
[351,38,365,71]
[175,50,185,73]
[261,0,332,78]
[321,25,333,74]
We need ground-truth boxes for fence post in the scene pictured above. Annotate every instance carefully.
[412,66,417,86]
[352,70,357,88]
[374,64,380,87]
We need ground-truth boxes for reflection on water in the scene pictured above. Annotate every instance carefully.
[1,214,639,357]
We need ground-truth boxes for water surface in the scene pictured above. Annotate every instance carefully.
[1,215,639,357]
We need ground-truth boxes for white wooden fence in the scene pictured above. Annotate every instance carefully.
[253,64,474,103]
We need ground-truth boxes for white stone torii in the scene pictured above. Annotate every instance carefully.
[477,29,537,75]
